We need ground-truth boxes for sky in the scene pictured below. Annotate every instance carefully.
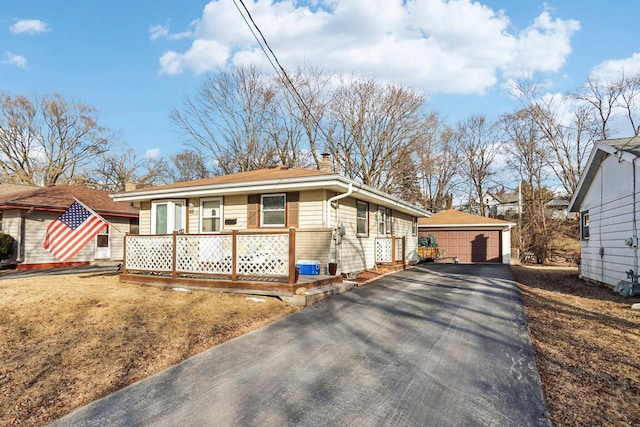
[2,0,640,162]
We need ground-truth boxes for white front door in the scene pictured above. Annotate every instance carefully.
[94,225,110,260]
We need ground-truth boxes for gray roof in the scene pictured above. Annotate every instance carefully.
[569,137,640,212]
[604,136,640,157]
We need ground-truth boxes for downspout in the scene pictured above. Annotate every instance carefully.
[16,206,35,263]
[327,183,353,229]
[326,183,353,268]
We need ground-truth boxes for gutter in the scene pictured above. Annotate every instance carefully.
[327,183,353,229]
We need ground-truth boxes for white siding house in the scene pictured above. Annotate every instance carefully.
[568,137,640,295]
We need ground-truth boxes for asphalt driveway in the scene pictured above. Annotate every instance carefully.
[51,264,550,426]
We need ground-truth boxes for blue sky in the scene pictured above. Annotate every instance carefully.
[2,0,640,161]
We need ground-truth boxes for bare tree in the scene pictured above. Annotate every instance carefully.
[266,65,330,169]
[456,114,501,217]
[166,150,211,183]
[512,80,597,196]
[0,92,110,186]
[417,117,461,211]
[326,76,426,194]
[500,109,553,262]
[171,65,279,174]
[573,71,640,139]
[78,148,167,191]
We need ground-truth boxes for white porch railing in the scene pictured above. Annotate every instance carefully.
[375,236,405,265]
[123,229,296,283]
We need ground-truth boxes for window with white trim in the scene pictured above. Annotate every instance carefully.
[357,201,368,236]
[377,206,392,236]
[412,217,418,236]
[581,211,590,240]
[201,198,223,233]
[151,200,185,234]
[261,194,286,227]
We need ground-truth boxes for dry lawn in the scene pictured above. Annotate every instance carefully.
[0,271,299,426]
[511,265,640,427]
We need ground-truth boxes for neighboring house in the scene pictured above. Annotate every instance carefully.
[568,137,640,294]
[546,196,570,219]
[486,192,521,218]
[418,209,515,264]
[111,164,430,280]
[0,185,139,270]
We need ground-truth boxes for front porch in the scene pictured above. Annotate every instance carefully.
[120,230,407,297]
[121,229,343,296]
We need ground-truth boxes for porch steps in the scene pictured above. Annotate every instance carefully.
[281,280,358,306]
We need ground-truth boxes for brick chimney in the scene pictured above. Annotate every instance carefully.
[319,152,332,172]
[125,181,137,192]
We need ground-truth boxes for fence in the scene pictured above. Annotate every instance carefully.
[123,229,296,284]
[375,236,405,265]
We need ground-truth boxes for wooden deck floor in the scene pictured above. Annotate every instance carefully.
[119,273,343,297]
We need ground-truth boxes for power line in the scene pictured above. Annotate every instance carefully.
[230,0,330,146]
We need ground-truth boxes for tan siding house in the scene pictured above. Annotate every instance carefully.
[0,185,139,270]
[113,165,429,275]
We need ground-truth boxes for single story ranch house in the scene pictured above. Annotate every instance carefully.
[111,162,430,295]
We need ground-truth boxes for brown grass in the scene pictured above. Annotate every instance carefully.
[511,265,640,427]
[0,272,299,426]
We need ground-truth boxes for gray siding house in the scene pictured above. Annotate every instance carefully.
[568,137,640,295]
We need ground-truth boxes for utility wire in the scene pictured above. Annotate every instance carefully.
[231,0,330,145]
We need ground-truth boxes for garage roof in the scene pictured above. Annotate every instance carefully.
[418,209,515,228]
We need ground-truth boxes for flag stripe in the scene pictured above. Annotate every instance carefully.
[43,201,108,263]
[52,219,106,261]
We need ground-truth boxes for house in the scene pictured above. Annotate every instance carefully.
[418,209,515,264]
[111,163,430,294]
[0,185,139,270]
[545,196,571,219]
[486,192,520,218]
[568,137,640,295]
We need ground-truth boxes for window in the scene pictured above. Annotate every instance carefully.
[152,200,185,234]
[377,206,392,236]
[581,211,590,240]
[0,211,3,232]
[261,194,286,227]
[412,217,418,236]
[357,201,368,236]
[201,198,223,233]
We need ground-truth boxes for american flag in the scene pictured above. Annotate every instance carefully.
[43,200,108,263]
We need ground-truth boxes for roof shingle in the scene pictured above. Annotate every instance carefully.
[0,185,138,216]
[418,209,515,226]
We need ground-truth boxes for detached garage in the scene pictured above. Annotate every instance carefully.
[419,210,515,264]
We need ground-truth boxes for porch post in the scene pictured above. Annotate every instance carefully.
[231,230,238,281]
[172,231,178,279]
[402,236,406,265]
[391,236,396,264]
[288,228,296,284]
[122,232,128,274]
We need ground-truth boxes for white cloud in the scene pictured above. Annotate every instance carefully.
[145,148,161,159]
[156,0,580,95]
[589,52,640,84]
[149,21,197,41]
[2,52,27,69]
[9,19,51,35]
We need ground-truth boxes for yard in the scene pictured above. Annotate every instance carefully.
[1,266,639,426]
[512,265,640,427]
[0,271,299,426]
